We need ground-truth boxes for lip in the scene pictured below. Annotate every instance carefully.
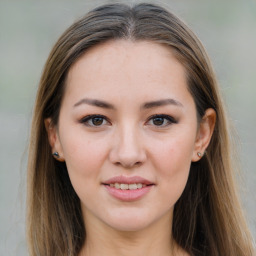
[103,175,154,185]
[102,175,154,202]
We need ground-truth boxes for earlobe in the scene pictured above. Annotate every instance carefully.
[44,118,65,162]
[192,108,216,162]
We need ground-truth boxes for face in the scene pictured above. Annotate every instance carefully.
[46,40,214,232]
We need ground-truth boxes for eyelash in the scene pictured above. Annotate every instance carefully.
[147,114,178,127]
[79,115,110,127]
[79,114,177,127]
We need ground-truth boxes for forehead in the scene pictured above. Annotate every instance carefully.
[64,40,191,105]
[68,40,180,75]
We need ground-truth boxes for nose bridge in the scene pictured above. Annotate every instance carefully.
[110,121,146,168]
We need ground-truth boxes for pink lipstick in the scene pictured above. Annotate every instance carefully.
[102,175,154,202]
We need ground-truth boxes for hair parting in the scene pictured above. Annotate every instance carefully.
[27,3,255,256]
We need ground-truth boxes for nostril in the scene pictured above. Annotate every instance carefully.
[115,161,142,168]
[108,139,147,168]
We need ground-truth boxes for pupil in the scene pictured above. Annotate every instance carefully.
[92,117,103,126]
[153,117,164,126]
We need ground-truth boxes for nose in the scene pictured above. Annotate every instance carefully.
[109,125,147,169]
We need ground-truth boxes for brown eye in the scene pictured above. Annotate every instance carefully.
[147,114,177,127]
[80,115,109,127]
[91,117,104,126]
[152,117,165,126]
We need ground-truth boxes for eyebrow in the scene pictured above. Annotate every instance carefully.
[142,99,183,109]
[73,98,115,109]
[73,98,183,109]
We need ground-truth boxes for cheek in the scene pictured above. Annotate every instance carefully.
[59,130,110,186]
[149,134,195,199]
[150,133,195,171]
[61,136,110,209]
[155,144,192,180]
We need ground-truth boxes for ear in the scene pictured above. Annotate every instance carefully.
[192,108,216,162]
[44,118,65,162]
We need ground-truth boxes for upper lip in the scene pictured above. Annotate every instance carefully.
[103,175,154,185]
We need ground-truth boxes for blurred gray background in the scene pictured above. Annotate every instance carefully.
[0,0,255,255]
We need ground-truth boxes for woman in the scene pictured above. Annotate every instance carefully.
[27,3,255,256]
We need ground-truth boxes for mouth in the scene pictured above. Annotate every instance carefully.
[104,183,151,190]
[102,175,154,188]
[102,176,154,201]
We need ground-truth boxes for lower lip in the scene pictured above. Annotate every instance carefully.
[104,185,153,202]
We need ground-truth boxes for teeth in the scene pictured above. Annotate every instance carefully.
[110,183,145,190]
[128,184,137,190]
[137,183,143,189]
[120,184,129,190]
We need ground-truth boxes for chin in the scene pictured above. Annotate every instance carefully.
[102,208,161,232]
[106,219,151,232]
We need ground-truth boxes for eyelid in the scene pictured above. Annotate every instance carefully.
[79,114,111,127]
[146,114,178,126]
[78,114,177,127]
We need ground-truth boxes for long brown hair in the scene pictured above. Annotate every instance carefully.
[27,3,255,255]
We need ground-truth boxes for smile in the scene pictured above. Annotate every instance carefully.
[108,183,146,190]
[102,176,154,201]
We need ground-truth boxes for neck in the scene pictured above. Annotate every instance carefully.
[79,210,186,256]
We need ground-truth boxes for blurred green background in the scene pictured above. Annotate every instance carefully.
[0,0,255,254]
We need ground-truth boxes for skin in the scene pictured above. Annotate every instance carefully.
[45,40,215,256]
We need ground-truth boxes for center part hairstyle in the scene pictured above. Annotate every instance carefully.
[27,3,254,256]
